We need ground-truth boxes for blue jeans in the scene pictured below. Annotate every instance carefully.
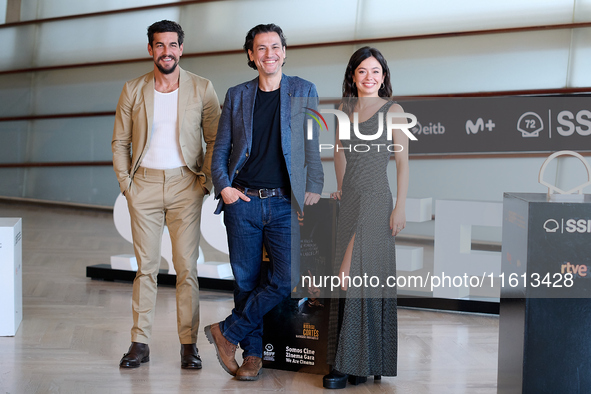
[220,192,299,358]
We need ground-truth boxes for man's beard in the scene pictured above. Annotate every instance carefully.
[155,56,178,75]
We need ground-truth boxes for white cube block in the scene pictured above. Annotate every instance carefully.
[396,245,424,271]
[394,197,433,222]
[110,254,138,271]
[433,199,502,299]
[0,218,23,336]
[197,261,233,279]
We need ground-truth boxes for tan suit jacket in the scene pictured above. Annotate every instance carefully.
[112,67,221,194]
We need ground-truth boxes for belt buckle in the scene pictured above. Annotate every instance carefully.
[259,189,269,199]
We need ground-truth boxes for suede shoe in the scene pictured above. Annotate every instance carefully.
[119,342,150,368]
[180,344,202,369]
[204,323,239,375]
[236,356,262,381]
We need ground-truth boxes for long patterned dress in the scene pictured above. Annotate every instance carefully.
[327,100,398,377]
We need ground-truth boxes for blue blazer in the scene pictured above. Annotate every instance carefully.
[211,74,324,214]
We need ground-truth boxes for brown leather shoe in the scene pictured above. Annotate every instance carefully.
[180,343,202,369]
[236,356,262,381]
[204,323,239,376]
[119,342,149,368]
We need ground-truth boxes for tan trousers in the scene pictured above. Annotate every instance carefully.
[126,166,204,344]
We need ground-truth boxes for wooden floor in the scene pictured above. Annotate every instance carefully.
[0,202,499,393]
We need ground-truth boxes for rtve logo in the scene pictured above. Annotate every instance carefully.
[543,218,591,234]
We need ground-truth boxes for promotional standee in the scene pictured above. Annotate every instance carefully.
[262,198,337,375]
[498,152,591,393]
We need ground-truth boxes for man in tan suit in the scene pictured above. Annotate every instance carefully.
[112,20,220,369]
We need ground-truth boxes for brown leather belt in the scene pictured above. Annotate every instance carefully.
[234,185,288,199]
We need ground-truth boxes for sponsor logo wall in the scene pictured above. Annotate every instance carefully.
[400,96,591,154]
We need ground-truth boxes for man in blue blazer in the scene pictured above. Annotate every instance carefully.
[205,23,323,381]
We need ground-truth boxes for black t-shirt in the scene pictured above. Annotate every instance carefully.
[234,88,290,190]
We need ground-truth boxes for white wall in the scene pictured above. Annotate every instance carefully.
[1,0,591,207]
[0,0,7,24]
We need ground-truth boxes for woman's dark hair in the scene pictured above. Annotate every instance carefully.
[341,46,392,115]
[148,20,184,47]
[244,23,287,70]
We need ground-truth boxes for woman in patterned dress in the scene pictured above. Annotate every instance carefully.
[323,46,410,389]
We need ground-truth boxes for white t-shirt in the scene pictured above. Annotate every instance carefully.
[140,89,186,169]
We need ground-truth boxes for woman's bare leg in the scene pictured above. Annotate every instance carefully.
[338,234,355,291]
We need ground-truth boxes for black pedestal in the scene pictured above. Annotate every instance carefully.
[498,193,591,393]
[262,198,337,375]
